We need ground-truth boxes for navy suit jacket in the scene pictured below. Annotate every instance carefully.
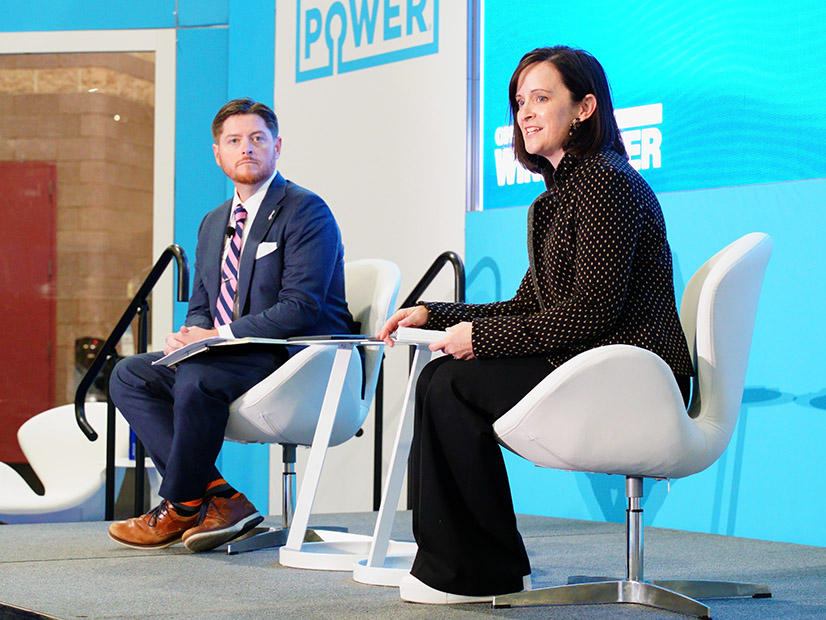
[185,172,354,342]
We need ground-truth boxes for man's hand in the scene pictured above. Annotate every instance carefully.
[429,322,475,360]
[164,325,219,355]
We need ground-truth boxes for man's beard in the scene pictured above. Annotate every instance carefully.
[230,158,275,185]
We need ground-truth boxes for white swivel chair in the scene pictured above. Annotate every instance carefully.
[0,403,132,523]
[224,259,401,561]
[492,233,773,618]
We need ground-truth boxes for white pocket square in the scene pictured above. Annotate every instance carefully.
[255,242,279,259]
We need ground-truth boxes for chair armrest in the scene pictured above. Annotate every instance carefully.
[493,345,707,479]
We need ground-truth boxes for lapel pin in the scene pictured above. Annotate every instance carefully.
[268,209,276,221]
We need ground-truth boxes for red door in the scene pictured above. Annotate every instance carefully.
[0,162,57,462]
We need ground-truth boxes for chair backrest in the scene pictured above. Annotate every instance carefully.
[679,233,772,471]
[17,402,130,493]
[344,259,401,416]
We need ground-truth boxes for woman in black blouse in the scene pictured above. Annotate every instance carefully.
[378,46,693,605]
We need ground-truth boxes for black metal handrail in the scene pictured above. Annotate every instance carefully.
[399,250,466,308]
[74,244,189,519]
[401,251,466,375]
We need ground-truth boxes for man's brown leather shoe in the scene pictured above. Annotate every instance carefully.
[182,492,263,552]
[109,500,199,550]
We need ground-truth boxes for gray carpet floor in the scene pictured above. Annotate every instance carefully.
[1,511,825,620]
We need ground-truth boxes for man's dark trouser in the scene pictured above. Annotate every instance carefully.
[109,345,288,503]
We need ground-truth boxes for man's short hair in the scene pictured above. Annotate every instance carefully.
[211,98,279,141]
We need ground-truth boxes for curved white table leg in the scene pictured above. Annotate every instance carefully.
[352,346,432,586]
[279,345,371,569]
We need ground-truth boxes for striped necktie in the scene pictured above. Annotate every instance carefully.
[214,204,247,327]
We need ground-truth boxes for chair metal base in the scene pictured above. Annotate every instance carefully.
[226,526,339,555]
[494,580,710,618]
[650,578,771,600]
[495,477,771,617]
[227,526,289,555]
[494,576,770,618]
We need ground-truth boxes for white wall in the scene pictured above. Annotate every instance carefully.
[271,2,467,514]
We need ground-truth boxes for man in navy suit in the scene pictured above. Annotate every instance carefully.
[107,99,354,552]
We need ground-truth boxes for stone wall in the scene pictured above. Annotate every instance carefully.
[0,52,155,405]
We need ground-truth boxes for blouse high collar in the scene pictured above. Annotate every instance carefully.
[542,151,580,192]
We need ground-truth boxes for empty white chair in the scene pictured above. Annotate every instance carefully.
[492,233,773,618]
[0,403,130,523]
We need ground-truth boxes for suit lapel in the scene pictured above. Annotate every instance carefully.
[236,172,287,314]
[206,200,233,312]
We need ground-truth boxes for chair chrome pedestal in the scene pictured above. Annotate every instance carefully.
[223,443,354,555]
[227,444,296,554]
[493,477,770,618]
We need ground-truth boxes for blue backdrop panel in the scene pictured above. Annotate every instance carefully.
[177,0,230,27]
[173,27,230,327]
[482,0,826,210]
[218,0,277,513]
[174,13,275,515]
[172,26,272,511]
[472,0,826,547]
[2,1,175,31]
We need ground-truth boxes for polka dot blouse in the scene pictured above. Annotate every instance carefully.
[423,148,694,378]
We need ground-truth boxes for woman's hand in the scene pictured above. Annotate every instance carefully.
[430,322,475,360]
[377,305,429,346]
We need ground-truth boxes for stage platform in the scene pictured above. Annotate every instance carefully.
[2,511,825,620]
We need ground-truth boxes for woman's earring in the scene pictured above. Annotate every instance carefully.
[568,117,581,136]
